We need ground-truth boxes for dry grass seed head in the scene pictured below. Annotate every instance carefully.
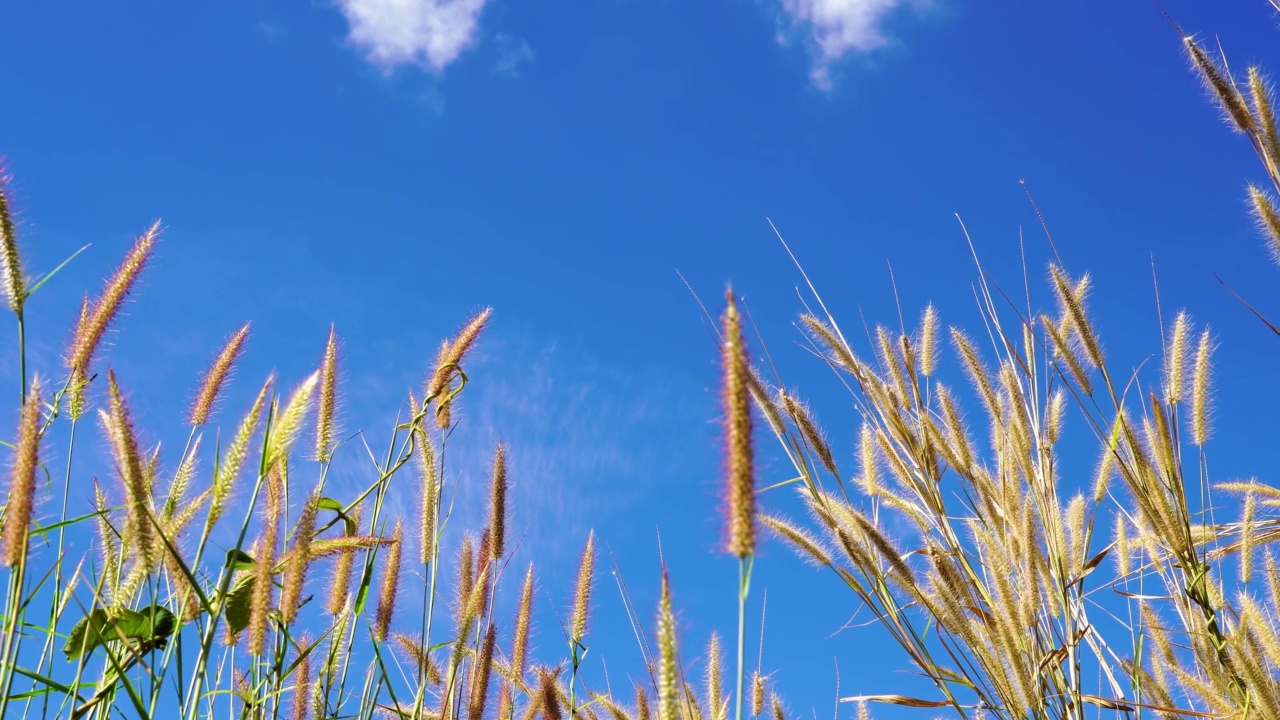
[705,632,724,720]
[1164,311,1191,404]
[1191,327,1215,446]
[918,303,939,377]
[106,370,157,573]
[722,290,756,558]
[427,307,493,427]
[469,623,498,720]
[417,422,439,564]
[375,521,404,641]
[316,325,339,462]
[0,170,23,314]
[189,323,250,426]
[658,570,678,720]
[1049,264,1104,369]
[512,563,535,680]
[281,492,319,623]
[1248,186,1280,263]
[327,504,362,615]
[266,371,319,470]
[1184,35,1255,133]
[1248,66,1280,166]
[2,378,41,568]
[456,533,476,626]
[489,443,508,561]
[291,634,312,720]
[210,375,272,528]
[68,222,158,377]
[571,530,596,642]
[759,514,831,567]
[250,466,283,656]
[778,390,836,476]
[750,670,764,717]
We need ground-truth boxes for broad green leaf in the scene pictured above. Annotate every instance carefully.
[62,605,177,660]
[225,548,255,571]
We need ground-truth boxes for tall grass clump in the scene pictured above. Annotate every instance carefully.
[0,169,791,720]
[742,9,1280,719]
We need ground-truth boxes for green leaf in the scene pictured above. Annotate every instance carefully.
[225,548,255,571]
[318,496,356,535]
[222,575,255,636]
[62,605,177,661]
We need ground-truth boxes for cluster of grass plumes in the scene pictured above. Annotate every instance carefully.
[0,174,800,720]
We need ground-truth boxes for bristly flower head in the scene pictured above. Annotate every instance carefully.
[721,289,756,558]
[316,325,339,462]
[0,168,25,314]
[67,222,159,380]
[426,307,492,427]
[1184,34,1254,133]
[189,323,250,426]
[571,530,596,642]
[488,443,508,561]
[2,378,41,568]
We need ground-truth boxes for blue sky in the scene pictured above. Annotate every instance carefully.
[3,1,1280,718]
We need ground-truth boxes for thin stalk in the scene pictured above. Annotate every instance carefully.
[735,557,751,720]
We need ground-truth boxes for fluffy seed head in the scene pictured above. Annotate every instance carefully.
[539,669,563,720]
[1164,311,1191,404]
[456,534,476,626]
[281,491,319,624]
[210,376,272,529]
[571,531,596,642]
[721,290,755,558]
[250,467,282,656]
[375,520,404,642]
[189,323,250,426]
[1248,67,1280,166]
[1185,35,1254,133]
[489,443,508,561]
[512,563,534,678]
[2,378,41,568]
[1248,186,1280,263]
[779,390,835,476]
[1191,328,1214,446]
[327,504,362,615]
[705,633,724,720]
[919,303,938,377]
[416,421,439,563]
[760,514,831,567]
[266,372,319,470]
[0,170,25,314]
[316,325,339,462]
[469,624,497,720]
[426,307,493,425]
[750,671,765,717]
[657,570,678,720]
[68,222,158,378]
[291,635,312,720]
[106,370,156,572]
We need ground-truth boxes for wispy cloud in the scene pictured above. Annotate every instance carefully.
[335,0,488,73]
[775,0,905,88]
[493,34,534,77]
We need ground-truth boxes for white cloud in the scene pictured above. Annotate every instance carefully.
[335,0,488,73]
[777,0,903,88]
[493,34,535,77]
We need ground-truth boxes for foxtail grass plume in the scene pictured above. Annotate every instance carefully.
[426,307,493,427]
[1184,35,1254,133]
[1247,67,1280,164]
[779,391,835,476]
[1163,311,1191,404]
[266,371,319,470]
[571,531,596,642]
[750,671,764,717]
[2,378,41,567]
[328,504,362,615]
[469,623,497,720]
[512,563,534,680]
[209,376,272,528]
[721,290,755,558]
[918,303,938,377]
[375,519,404,642]
[316,325,338,462]
[657,569,678,720]
[705,633,724,720]
[489,443,508,561]
[0,170,24,314]
[291,635,312,720]
[1191,327,1214,446]
[67,222,158,379]
[282,491,319,624]
[1248,186,1280,262]
[106,370,157,572]
[250,466,283,656]
[189,323,249,426]
[539,668,564,720]
[456,534,476,626]
[416,416,439,564]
